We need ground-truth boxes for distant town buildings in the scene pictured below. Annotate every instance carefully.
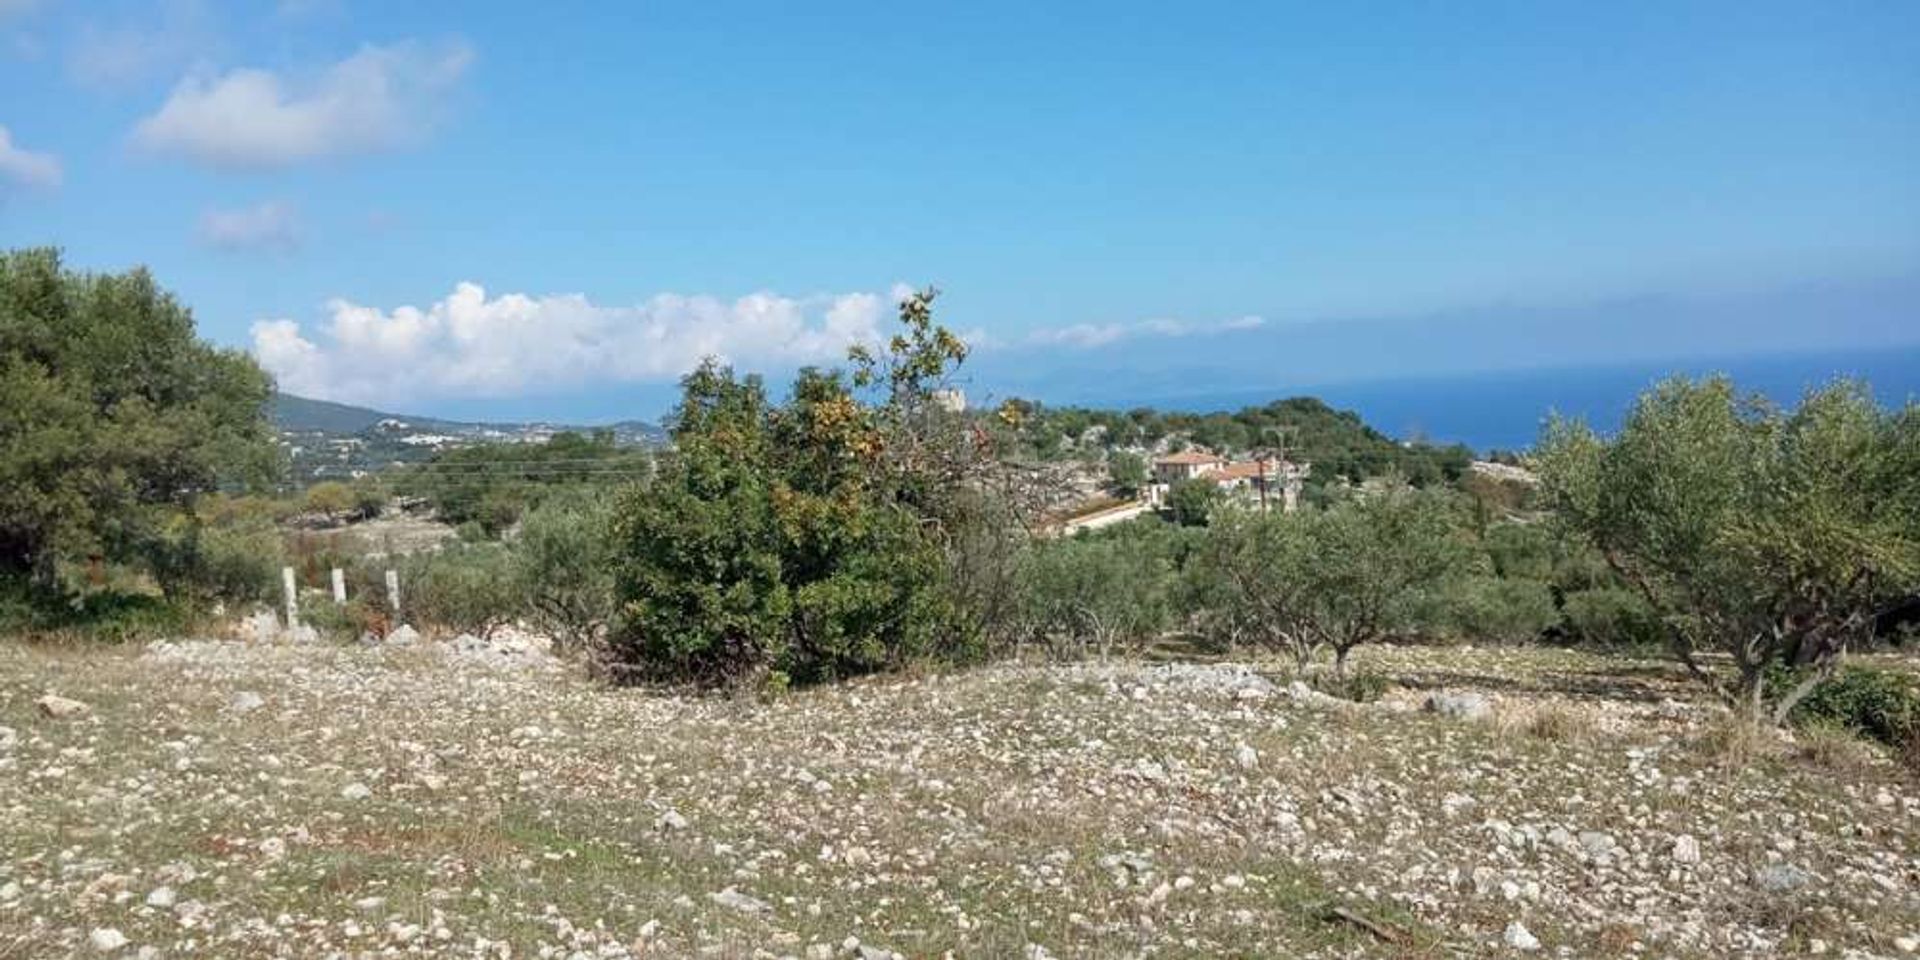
[1149,450,1310,513]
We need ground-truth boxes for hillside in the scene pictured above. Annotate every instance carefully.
[270,393,407,434]
[270,392,663,483]
[1006,395,1475,486]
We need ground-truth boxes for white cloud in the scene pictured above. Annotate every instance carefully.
[252,283,903,405]
[1025,314,1265,348]
[197,200,300,253]
[0,124,61,189]
[132,40,472,169]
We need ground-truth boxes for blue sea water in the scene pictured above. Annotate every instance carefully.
[1139,346,1920,453]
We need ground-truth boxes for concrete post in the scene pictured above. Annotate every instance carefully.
[331,567,347,604]
[281,566,298,627]
[385,569,401,616]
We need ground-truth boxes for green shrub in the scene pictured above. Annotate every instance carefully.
[191,521,286,605]
[1440,576,1559,645]
[304,481,355,517]
[1166,478,1222,527]
[1790,665,1920,750]
[1013,533,1174,659]
[0,579,198,644]
[1562,588,1663,648]
[608,291,983,689]
[400,545,523,636]
[515,488,617,655]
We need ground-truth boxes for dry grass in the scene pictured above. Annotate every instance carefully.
[1791,721,1880,777]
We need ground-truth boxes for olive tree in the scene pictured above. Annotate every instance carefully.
[1191,486,1466,675]
[1015,532,1174,659]
[1537,377,1920,725]
[514,486,620,656]
[1301,487,1470,676]
[1107,451,1149,498]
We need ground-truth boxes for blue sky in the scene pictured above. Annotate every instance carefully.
[1,0,1916,421]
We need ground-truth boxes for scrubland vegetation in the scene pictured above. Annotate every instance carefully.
[6,248,1920,955]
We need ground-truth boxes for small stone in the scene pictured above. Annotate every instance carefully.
[89,928,129,952]
[354,896,387,913]
[258,837,287,859]
[341,782,372,801]
[1424,692,1490,721]
[144,887,176,909]
[709,887,770,915]
[1895,935,1917,953]
[1577,831,1615,858]
[1755,864,1813,893]
[1233,743,1258,770]
[36,694,89,719]
[1671,834,1701,864]
[229,691,265,714]
[0,725,17,750]
[1503,921,1540,951]
[805,945,833,960]
[386,624,420,646]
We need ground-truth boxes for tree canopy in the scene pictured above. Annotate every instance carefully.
[1538,377,1920,724]
[0,247,279,592]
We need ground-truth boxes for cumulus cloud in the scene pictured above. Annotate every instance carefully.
[0,124,61,189]
[132,40,472,169]
[1025,314,1265,348]
[197,200,300,253]
[252,283,909,405]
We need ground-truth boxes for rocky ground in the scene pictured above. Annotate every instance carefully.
[1,639,1916,958]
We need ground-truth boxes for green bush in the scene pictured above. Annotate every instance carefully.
[400,545,523,636]
[515,488,617,655]
[1791,665,1920,750]
[0,578,198,643]
[300,597,386,642]
[191,521,286,605]
[1562,588,1663,648]
[1166,478,1221,527]
[1013,533,1174,659]
[1442,576,1560,645]
[608,291,981,688]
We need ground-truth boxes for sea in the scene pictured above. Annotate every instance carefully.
[1134,345,1920,454]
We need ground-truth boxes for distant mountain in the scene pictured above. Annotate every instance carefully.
[270,394,405,434]
[269,392,663,482]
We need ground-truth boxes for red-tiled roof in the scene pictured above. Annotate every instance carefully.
[1155,451,1223,466]
[1214,461,1269,480]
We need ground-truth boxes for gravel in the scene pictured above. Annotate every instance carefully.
[0,638,1914,957]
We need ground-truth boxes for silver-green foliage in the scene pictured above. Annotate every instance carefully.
[513,486,619,655]
[1537,377,1920,723]
[1192,486,1469,674]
